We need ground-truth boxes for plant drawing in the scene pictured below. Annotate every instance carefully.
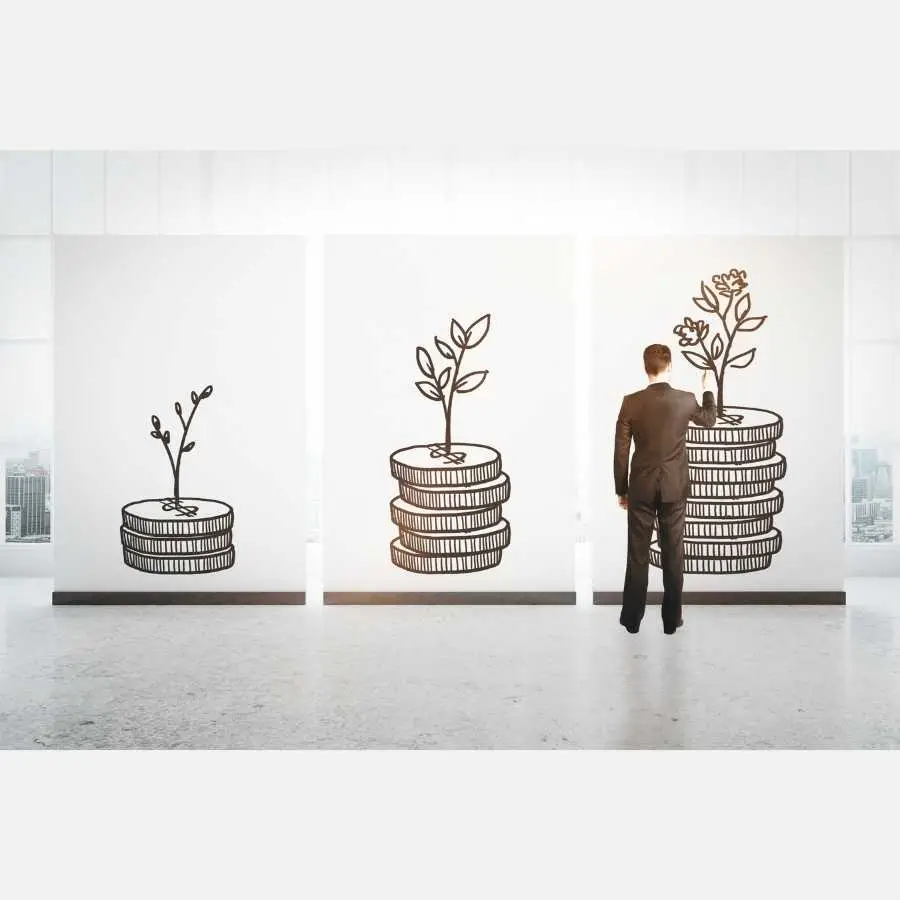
[414,314,491,454]
[120,382,235,575]
[388,312,511,575]
[673,267,767,420]
[149,384,214,508]
[653,265,786,575]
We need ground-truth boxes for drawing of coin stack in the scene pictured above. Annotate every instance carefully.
[653,269,786,574]
[389,313,511,574]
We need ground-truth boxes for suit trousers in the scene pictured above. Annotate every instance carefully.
[621,490,686,630]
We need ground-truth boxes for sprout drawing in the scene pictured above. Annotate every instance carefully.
[413,314,491,453]
[673,268,767,419]
[122,381,235,575]
[390,311,510,575]
[148,384,214,503]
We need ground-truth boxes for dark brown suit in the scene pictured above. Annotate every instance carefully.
[614,382,717,631]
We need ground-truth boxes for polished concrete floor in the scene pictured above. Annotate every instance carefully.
[1,578,898,749]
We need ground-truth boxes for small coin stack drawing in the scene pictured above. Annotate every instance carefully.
[389,313,511,574]
[121,384,236,575]
[655,268,786,574]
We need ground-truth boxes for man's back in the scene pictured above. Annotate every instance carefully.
[614,382,717,503]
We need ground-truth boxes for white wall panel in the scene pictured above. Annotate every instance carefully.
[0,152,51,235]
[575,151,685,236]
[159,151,209,234]
[52,152,105,235]
[0,239,52,338]
[448,152,569,233]
[847,239,900,341]
[271,151,330,233]
[851,152,900,236]
[105,152,160,234]
[684,152,742,234]
[384,152,451,232]
[327,151,392,233]
[798,151,849,235]
[740,152,798,235]
[211,151,275,233]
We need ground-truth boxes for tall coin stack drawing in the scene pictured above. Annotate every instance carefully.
[654,268,786,574]
[389,313,511,574]
[121,384,236,575]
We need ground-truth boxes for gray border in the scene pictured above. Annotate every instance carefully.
[52,592,306,605]
[325,592,575,605]
[593,591,846,605]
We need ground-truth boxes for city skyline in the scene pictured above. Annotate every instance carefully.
[850,444,893,543]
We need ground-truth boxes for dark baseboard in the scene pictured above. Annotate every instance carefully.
[52,592,306,606]
[325,592,576,605]
[593,591,846,605]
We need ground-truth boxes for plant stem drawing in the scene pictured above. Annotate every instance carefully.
[415,314,490,454]
[389,313,511,575]
[150,384,213,504]
[654,267,786,575]
[121,383,235,575]
[673,267,767,420]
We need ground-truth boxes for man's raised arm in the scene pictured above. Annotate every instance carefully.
[690,371,717,429]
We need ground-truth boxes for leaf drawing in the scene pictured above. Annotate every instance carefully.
[455,370,488,393]
[683,350,713,371]
[416,346,435,378]
[728,348,757,369]
[737,315,767,332]
[434,337,456,360]
[465,314,491,348]
[412,313,493,450]
[416,381,442,401]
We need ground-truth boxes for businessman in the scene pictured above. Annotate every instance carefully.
[614,344,717,635]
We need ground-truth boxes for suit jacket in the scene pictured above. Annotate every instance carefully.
[614,383,717,502]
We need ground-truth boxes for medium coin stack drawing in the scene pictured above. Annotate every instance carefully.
[389,443,511,574]
[121,498,235,574]
[652,268,786,574]
[121,383,236,575]
[389,312,511,574]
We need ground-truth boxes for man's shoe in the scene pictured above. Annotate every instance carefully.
[663,618,684,635]
[623,623,640,634]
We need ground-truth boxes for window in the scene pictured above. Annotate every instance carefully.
[847,239,900,545]
[0,238,53,547]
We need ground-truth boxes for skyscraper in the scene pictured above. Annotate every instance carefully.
[5,468,50,541]
[854,448,879,478]
[874,462,893,500]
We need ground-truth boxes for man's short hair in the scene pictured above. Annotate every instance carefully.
[643,344,671,376]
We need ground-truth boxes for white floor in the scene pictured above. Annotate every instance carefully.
[1,578,898,749]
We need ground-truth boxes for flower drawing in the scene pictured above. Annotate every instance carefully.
[674,267,767,416]
[712,268,748,296]
[673,316,709,347]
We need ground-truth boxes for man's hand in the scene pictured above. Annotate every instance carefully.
[617,495,628,510]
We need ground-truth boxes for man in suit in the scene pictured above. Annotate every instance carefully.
[614,344,717,635]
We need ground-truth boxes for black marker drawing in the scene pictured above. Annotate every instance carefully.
[389,314,511,574]
[652,267,786,574]
[120,384,236,574]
